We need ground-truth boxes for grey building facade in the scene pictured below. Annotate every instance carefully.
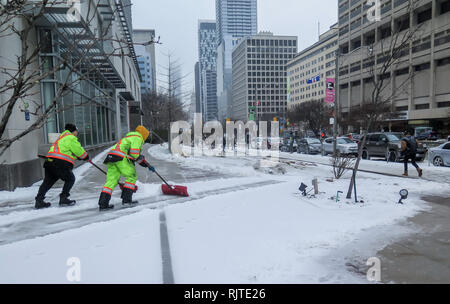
[198,20,218,121]
[0,0,141,190]
[232,32,298,122]
[337,0,450,135]
[215,0,258,121]
[195,62,201,113]
[134,29,157,94]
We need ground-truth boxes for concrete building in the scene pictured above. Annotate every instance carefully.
[194,62,201,112]
[133,29,157,94]
[287,25,338,108]
[198,20,218,121]
[231,32,298,122]
[337,0,450,135]
[215,0,258,121]
[0,0,141,190]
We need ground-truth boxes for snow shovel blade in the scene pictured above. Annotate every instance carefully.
[161,184,189,197]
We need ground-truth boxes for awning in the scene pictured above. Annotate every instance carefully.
[39,5,127,89]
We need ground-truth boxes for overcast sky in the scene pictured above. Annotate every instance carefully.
[131,0,338,99]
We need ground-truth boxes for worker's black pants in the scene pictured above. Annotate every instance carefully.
[36,160,75,200]
[404,153,419,173]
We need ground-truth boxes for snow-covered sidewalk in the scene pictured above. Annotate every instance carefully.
[0,144,446,283]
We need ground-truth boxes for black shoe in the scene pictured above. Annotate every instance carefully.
[35,198,51,210]
[59,194,76,207]
[99,204,115,211]
[122,188,139,205]
[98,192,114,211]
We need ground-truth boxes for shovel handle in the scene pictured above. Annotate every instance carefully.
[89,160,107,176]
[150,168,172,188]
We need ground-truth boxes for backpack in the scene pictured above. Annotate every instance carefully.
[403,136,417,154]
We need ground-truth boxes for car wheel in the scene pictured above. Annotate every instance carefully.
[362,150,369,160]
[433,156,444,167]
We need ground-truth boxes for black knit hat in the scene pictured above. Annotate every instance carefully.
[65,124,78,133]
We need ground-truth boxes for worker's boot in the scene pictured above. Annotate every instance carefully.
[402,171,408,177]
[59,194,76,207]
[35,198,51,210]
[417,168,423,177]
[122,188,138,206]
[98,192,114,211]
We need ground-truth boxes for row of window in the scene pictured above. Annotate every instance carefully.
[247,39,297,47]
[247,53,294,59]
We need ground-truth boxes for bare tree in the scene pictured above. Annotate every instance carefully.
[345,1,422,199]
[141,90,186,131]
[155,52,189,126]
[287,99,332,136]
[331,153,355,180]
[0,0,158,158]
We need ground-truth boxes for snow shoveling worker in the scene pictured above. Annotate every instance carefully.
[35,124,90,209]
[98,125,155,211]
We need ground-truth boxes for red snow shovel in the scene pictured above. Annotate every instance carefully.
[150,168,189,197]
[88,160,138,193]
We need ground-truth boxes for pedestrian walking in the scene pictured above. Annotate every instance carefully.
[35,124,90,209]
[98,125,154,211]
[401,130,423,177]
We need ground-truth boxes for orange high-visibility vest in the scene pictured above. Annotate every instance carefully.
[47,130,88,165]
[108,132,144,161]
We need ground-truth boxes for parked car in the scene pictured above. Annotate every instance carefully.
[297,138,322,154]
[322,137,359,156]
[429,142,450,167]
[281,138,298,152]
[416,130,439,141]
[360,132,427,162]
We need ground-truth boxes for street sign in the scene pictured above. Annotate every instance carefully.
[330,117,335,125]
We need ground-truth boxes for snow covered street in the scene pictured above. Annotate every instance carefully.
[0,144,449,283]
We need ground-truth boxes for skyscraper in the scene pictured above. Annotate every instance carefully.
[133,29,157,94]
[216,0,258,45]
[215,0,258,121]
[198,20,218,121]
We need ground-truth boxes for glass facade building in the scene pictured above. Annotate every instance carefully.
[38,28,120,147]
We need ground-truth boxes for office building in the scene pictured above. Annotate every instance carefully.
[287,25,338,108]
[232,32,297,122]
[337,0,450,134]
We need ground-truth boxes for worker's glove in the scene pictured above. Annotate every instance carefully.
[136,155,149,168]
[79,154,89,161]
[148,166,156,172]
